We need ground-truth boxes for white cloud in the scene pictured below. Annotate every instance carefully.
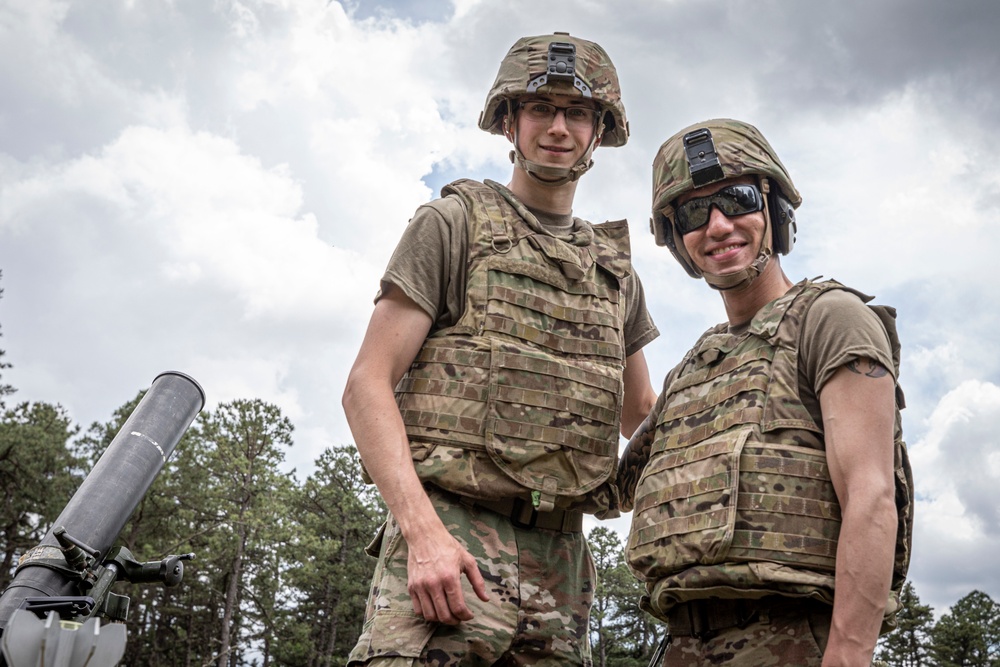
[908,380,1000,610]
[4,124,374,323]
[777,87,995,290]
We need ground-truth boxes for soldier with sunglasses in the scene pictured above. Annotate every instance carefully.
[344,33,659,666]
[618,119,914,666]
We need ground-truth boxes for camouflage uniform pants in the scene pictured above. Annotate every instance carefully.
[348,488,594,666]
[660,600,831,666]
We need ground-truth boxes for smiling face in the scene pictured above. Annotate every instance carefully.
[510,93,600,177]
[678,176,767,277]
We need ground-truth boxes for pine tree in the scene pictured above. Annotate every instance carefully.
[590,526,622,667]
[930,590,1000,667]
[273,446,385,666]
[876,581,935,667]
[588,526,664,667]
[0,401,80,589]
[198,399,296,667]
[0,272,16,407]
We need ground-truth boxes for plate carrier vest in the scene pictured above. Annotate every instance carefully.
[396,179,632,514]
[626,280,914,630]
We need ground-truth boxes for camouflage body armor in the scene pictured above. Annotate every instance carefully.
[626,280,913,627]
[396,179,631,515]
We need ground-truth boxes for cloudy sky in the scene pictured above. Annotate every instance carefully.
[2,0,999,618]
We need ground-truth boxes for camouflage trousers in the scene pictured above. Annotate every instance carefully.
[348,487,595,666]
[659,599,831,666]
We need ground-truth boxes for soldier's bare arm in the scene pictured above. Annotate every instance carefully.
[620,349,657,438]
[342,288,489,625]
[820,357,898,666]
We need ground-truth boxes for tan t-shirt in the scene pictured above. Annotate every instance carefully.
[379,193,659,357]
[797,288,897,430]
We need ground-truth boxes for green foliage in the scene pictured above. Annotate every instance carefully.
[877,581,935,667]
[198,398,297,667]
[588,526,664,667]
[271,446,384,666]
[0,400,80,590]
[0,272,14,407]
[930,590,1000,667]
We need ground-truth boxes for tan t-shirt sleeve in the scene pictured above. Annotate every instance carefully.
[378,195,469,330]
[800,288,896,396]
[623,270,659,357]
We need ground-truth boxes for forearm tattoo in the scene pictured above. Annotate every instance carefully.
[846,358,889,378]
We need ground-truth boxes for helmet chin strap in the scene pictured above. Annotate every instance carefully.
[504,101,602,187]
[703,248,771,291]
[509,145,594,186]
[701,177,774,292]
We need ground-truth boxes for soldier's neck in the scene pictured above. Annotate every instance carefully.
[507,167,578,216]
[720,261,794,327]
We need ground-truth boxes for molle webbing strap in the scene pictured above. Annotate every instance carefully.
[661,373,770,422]
[490,419,613,455]
[634,466,840,520]
[483,313,623,358]
[492,384,618,424]
[395,377,489,403]
[494,350,622,392]
[667,345,772,395]
[634,461,733,515]
[398,409,485,446]
[410,344,490,367]
[742,447,831,481]
[631,508,733,547]
[655,407,763,450]
[489,285,619,327]
[729,530,838,565]
[490,256,620,300]
[735,491,841,522]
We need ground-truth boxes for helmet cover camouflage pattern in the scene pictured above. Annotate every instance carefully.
[650,118,802,277]
[479,33,629,148]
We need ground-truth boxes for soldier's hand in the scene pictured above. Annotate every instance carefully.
[407,534,490,625]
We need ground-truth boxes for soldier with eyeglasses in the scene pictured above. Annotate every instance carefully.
[618,118,914,666]
[344,32,659,666]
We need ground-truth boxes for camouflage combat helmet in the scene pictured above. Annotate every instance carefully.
[479,32,628,185]
[650,118,801,290]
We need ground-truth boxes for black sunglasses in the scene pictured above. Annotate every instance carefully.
[675,183,764,235]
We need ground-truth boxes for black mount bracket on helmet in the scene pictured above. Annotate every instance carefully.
[526,42,592,98]
[683,128,724,187]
